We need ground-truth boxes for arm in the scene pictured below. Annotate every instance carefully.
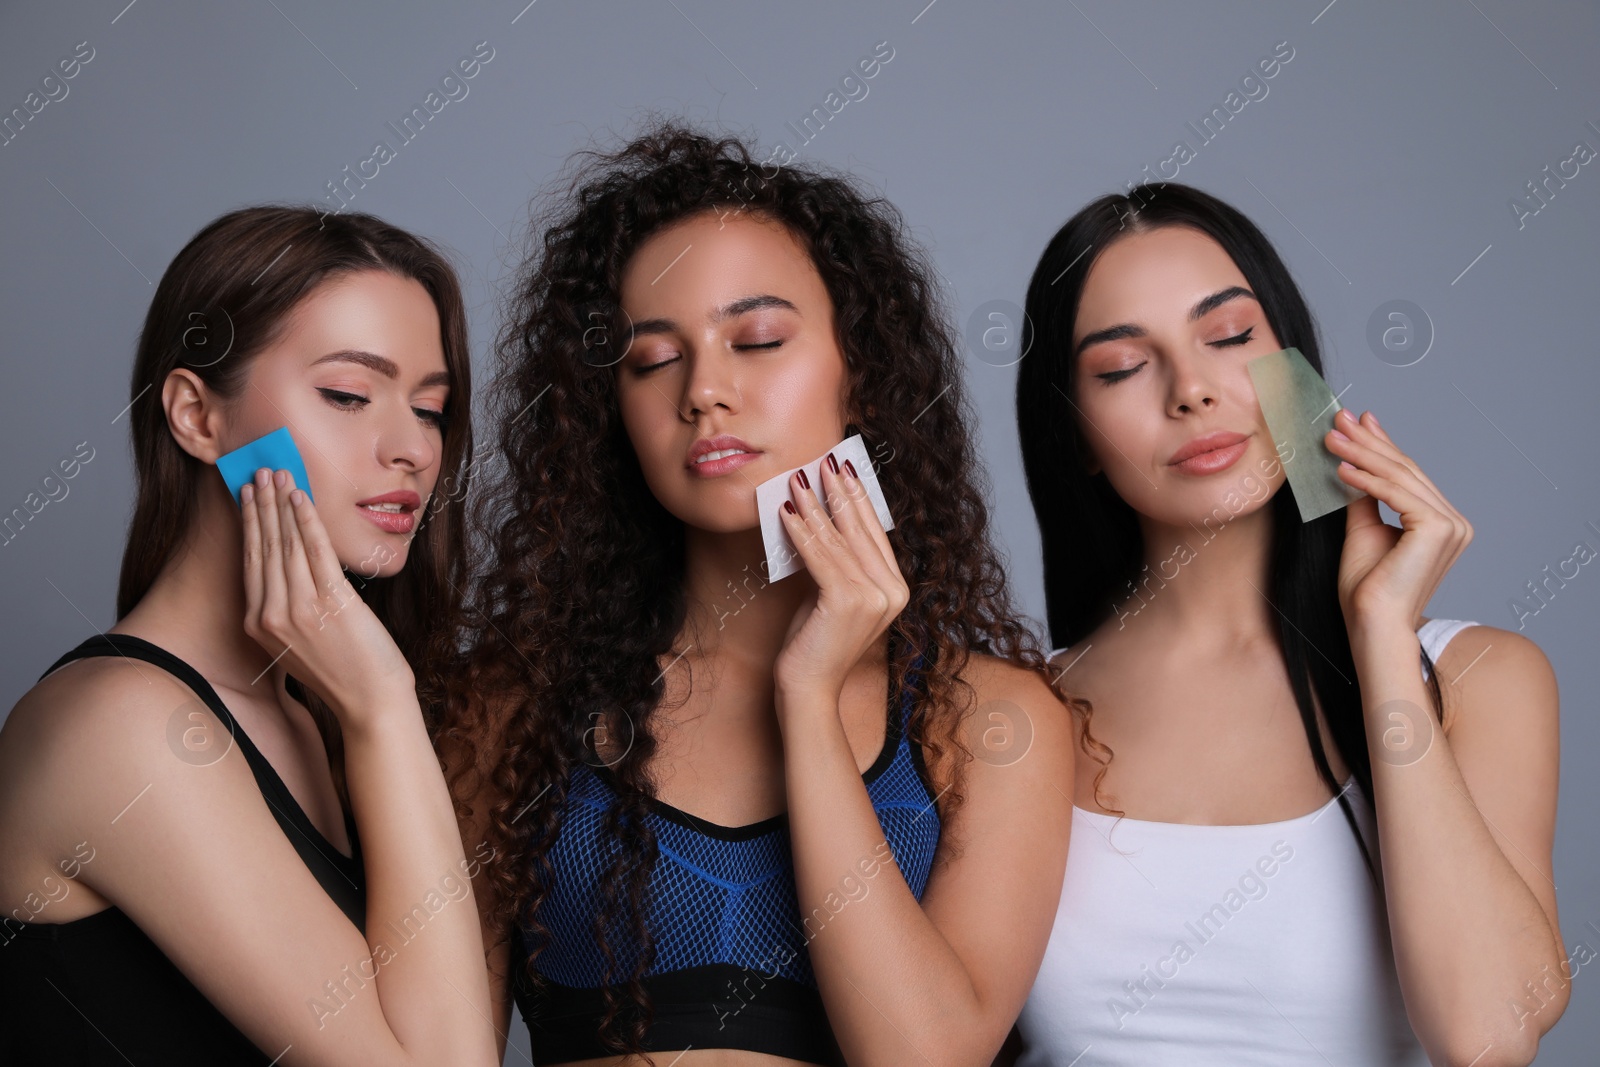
[0,659,500,1066]
[774,454,1074,1066]
[1329,409,1565,1067]
[436,711,518,1063]
[780,658,1073,1066]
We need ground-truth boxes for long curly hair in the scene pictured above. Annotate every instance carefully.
[431,119,1091,1060]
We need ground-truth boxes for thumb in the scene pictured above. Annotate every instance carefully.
[1345,490,1382,535]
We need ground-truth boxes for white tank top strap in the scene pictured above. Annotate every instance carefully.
[1417,618,1480,680]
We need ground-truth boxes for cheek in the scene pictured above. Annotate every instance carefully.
[615,384,677,474]
[746,348,847,445]
[1077,389,1155,467]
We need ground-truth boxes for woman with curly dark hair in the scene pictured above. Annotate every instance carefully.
[432,121,1080,1066]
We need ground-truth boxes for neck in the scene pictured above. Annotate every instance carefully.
[115,476,290,698]
[1114,501,1280,648]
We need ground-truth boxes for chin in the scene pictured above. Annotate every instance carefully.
[1155,484,1279,532]
[325,534,411,581]
[665,497,761,536]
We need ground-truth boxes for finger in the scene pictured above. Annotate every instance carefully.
[255,469,288,649]
[796,466,885,597]
[1359,410,1463,519]
[1344,490,1384,537]
[1326,425,1449,517]
[275,470,318,606]
[792,466,902,624]
[781,473,850,589]
[1335,410,1450,513]
[240,474,264,626]
[1335,462,1452,538]
[840,457,900,576]
[821,454,898,581]
[289,484,348,598]
[790,468,857,572]
[1331,414,1469,550]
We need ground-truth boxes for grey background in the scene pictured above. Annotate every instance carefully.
[2,1,1595,1063]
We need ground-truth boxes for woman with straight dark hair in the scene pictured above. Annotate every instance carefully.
[434,120,1079,1066]
[1006,182,1565,1066]
[0,205,499,1065]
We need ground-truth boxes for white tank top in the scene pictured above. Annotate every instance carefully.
[1015,618,1478,1065]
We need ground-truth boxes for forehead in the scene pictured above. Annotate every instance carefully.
[618,212,824,317]
[1076,226,1249,333]
[281,270,444,362]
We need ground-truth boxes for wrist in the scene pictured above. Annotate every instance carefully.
[332,684,424,741]
[1347,616,1422,671]
[1345,604,1416,645]
[774,679,843,730]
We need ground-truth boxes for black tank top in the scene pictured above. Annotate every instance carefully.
[0,633,366,1064]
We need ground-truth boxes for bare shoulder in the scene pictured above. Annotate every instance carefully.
[0,654,229,910]
[946,650,1075,784]
[1,654,206,809]
[955,649,1060,704]
[1431,624,1558,739]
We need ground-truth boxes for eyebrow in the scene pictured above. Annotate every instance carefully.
[311,349,451,389]
[1073,286,1258,358]
[629,293,800,339]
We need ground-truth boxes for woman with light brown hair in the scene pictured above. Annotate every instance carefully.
[0,205,500,1065]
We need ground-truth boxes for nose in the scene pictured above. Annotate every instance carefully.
[1165,349,1219,417]
[678,346,739,422]
[378,402,440,472]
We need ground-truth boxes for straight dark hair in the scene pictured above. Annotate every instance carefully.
[1015,181,1443,878]
[117,204,477,812]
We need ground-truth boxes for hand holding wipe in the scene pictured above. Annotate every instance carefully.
[757,433,894,582]
[1245,347,1362,522]
[217,426,314,506]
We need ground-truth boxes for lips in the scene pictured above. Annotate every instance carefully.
[355,489,420,536]
[1167,431,1250,467]
[355,489,421,512]
[687,434,761,468]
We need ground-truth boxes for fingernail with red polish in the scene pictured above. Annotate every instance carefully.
[783,500,797,515]
[826,452,839,475]
[796,467,810,490]
[844,459,858,479]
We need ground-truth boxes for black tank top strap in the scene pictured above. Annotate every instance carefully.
[40,632,366,931]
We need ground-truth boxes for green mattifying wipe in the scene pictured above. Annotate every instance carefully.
[1245,347,1362,523]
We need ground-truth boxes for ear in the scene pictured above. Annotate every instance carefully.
[162,369,229,464]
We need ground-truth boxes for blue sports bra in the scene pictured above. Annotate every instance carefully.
[510,649,942,1064]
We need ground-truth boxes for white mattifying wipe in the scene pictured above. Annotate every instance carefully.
[755,433,894,583]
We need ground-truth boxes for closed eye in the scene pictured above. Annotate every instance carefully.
[1211,326,1254,347]
[634,355,679,375]
[1094,362,1146,385]
[635,340,781,374]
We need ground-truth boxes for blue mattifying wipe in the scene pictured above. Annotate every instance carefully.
[216,426,314,505]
